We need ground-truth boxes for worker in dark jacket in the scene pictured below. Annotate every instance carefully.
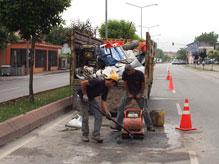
[111,64,155,132]
[77,71,119,142]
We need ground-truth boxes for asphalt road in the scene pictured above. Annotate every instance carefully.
[1,64,219,164]
[0,72,69,103]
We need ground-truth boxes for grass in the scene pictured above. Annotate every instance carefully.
[184,64,217,72]
[0,85,72,122]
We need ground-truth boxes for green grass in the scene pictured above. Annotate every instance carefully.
[184,65,216,72]
[0,86,72,122]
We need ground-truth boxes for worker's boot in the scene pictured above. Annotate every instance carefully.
[81,135,89,142]
[92,135,103,143]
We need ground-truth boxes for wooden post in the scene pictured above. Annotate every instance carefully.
[70,30,76,88]
[69,30,76,109]
[145,32,151,99]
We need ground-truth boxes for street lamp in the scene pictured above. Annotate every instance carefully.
[142,24,160,32]
[126,2,158,39]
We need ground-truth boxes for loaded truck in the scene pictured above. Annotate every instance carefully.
[69,30,157,113]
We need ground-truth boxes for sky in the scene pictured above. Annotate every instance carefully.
[62,0,219,52]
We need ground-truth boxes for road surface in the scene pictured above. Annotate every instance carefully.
[1,64,219,163]
[0,72,69,103]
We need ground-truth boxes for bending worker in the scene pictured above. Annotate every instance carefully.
[77,71,119,143]
[111,64,155,132]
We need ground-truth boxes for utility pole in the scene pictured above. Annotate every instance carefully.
[105,0,108,39]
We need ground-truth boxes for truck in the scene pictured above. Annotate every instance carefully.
[69,30,157,113]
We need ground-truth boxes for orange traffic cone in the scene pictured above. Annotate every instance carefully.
[176,99,197,131]
[168,75,174,91]
[166,69,170,80]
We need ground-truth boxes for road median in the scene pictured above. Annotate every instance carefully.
[0,96,73,146]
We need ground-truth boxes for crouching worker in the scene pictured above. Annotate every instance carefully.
[111,64,155,132]
[77,71,119,143]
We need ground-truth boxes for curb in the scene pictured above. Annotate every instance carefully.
[0,96,73,146]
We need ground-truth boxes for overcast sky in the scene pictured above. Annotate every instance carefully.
[62,0,219,52]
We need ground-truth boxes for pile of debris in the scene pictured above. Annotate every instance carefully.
[75,40,146,81]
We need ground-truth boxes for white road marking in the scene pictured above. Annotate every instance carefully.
[151,97,183,100]
[189,151,199,164]
[176,103,182,115]
[0,87,20,93]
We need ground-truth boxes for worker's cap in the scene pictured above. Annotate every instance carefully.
[125,64,134,71]
[105,70,119,85]
[140,43,146,52]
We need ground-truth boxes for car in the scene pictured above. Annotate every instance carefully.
[171,59,187,65]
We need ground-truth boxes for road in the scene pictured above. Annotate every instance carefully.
[1,64,219,163]
[0,72,69,103]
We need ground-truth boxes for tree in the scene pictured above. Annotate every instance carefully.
[176,48,187,61]
[0,0,71,102]
[45,26,68,45]
[0,26,8,49]
[45,20,97,45]
[99,19,138,39]
[208,50,219,62]
[70,19,97,37]
[155,49,171,62]
[0,25,20,49]
[195,32,218,46]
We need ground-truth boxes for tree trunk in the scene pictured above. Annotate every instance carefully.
[29,36,35,103]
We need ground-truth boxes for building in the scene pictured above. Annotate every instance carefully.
[215,42,219,50]
[186,41,214,64]
[163,51,176,58]
[0,41,61,75]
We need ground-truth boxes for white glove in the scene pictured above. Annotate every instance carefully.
[105,111,111,119]
[82,95,89,102]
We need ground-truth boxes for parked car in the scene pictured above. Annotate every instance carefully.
[171,59,187,65]
[0,65,11,76]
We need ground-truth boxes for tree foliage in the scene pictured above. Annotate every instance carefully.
[45,19,97,45]
[0,0,71,40]
[208,50,219,61]
[155,49,171,62]
[45,26,68,45]
[176,48,187,60]
[0,25,20,49]
[195,32,218,46]
[0,0,71,102]
[70,19,97,37]
[99,19,138,39]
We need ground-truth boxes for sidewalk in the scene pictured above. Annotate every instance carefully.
[188,64,219,72]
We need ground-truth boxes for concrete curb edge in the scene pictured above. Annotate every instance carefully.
[0,96,73,146]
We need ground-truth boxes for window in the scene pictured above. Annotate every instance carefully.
[35,50,46,68]
[48,51,58,66]
[11,49,27,67]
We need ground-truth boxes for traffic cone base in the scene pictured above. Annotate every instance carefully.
[176,127,197,131]
[176,98,196,131]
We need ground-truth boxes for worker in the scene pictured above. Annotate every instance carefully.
[111,63,155,132]
[77,71,119,143]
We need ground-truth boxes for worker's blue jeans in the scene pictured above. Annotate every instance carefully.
[116,92,154,128]
[79,99,102,137]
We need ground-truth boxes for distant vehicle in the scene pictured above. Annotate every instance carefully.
[171,59,187,65]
